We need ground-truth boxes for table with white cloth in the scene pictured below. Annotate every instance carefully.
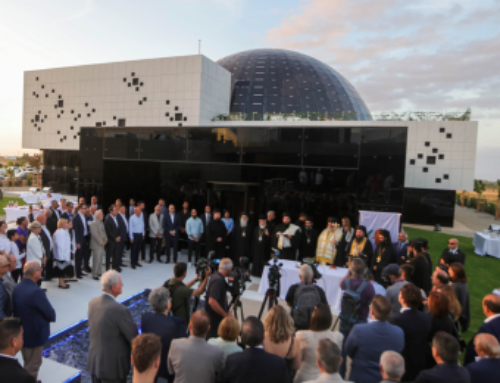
[20,193,41,204]
[258,260,349,311]
[4,208,44,224]
[490,224,500,231]
[473,232,500,259]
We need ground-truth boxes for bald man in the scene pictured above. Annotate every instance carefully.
[12,261,56,380]
[440,238,466,265]
[465,334,500,383]
[464,294,500,365]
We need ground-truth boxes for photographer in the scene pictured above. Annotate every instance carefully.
[164,262,211,326]
[285,264,327,330]
[206,258,233,339]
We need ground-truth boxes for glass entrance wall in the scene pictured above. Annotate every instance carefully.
[45,124,456,227]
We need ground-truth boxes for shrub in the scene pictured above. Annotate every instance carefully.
[14,179,22,187]
[485,203,497,215]
[468,197,477,208]
[27,174,33,186]
[0,181,3,187]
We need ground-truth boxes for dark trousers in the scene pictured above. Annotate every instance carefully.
[118,240,126,265]
[75,236,90,276]
[105,240,119,270]
[165,234,179,262]
[140,236,147,260]
[12,268,23,282]
[131,234,143,266]
[188,240,201,263]
[150,237,163,261]
[44,251,53,280]
[339,319,367,377]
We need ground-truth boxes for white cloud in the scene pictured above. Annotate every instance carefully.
[266,0,500,180]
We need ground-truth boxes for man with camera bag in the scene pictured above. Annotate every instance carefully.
[164,262,211,326]
[286,264,327,330]
[338,257,375,378]
[206,258,233,339]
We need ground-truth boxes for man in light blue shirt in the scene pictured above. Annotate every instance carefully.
[186,209,204,266]
[129,207,145,269]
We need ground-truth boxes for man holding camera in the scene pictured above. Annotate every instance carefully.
[206,258,233,339]
[164,262,211,326]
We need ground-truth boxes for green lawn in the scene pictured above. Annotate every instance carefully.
[403,227,500,345]
[0,197,27,217]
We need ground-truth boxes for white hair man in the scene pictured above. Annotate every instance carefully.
[89,210,108,280]
[380,351,405,382]
[286,264,328,330]
[206,258,233,339]
[304,339,348,383]
[87,270,137,382]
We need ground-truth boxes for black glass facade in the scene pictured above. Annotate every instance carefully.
[217,49,372,120]
[41,125,455,227]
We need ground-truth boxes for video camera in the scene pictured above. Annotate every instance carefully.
[301,257,322,281]
[268,249,284,288]
[195,251,220,280]
[227,257,252,297]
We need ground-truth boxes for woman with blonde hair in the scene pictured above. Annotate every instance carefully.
[52,218,74,289]
[436,285,462,323]
[263,305,301,379]
[207,317,242,361]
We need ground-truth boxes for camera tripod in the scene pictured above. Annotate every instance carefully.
[228,294,245,321]
[258,279,280,320]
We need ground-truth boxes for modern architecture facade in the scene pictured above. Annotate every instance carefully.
[22,49,478,227]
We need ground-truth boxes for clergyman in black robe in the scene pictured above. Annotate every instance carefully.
[299,216,319,259]
[206,209,227,259]
[347,225,374,268]
[408,240,432,294]
[232,213,253,266]
[371,229,395,284]
[251,215,271,277]
[271,212,301,260]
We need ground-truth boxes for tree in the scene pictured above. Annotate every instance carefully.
[27,154,42,170]
[6,168,14,188]
[6,161,13,167]
[474,179,486,211]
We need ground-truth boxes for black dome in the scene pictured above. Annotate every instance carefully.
[217,48,372,121]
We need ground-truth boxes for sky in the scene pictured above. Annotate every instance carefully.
[0,0,499,180]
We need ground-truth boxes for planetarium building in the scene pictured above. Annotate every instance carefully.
[22,49,478,227]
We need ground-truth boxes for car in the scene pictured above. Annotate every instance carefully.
[14,172,28,180]
[0,175,5,180]
[25,166,34,171]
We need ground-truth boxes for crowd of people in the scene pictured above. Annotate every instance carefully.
[1,196,500,383]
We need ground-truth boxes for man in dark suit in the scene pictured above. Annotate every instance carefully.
[13,261,56,381]
[465,333,500,383]
[138,201,149,262]
[46,201,60,235]
[117,206,129,267]
[163,204,180,264]
[60,201,74,221]
[90,195,102,210]
[104,205,122,272]
[393,232,409,264]
[0,318,36,383]
[36,214,54,282]
[464,293,500,365]
[390,283,431,382]
[346,296,404,383]
[87,270,137,383]
[201,205,212,257]
[74,203,92,277]
[221,316,288,383]
[414,332,470,383]
[440,238,466,265]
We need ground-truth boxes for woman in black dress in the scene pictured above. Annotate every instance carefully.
[426,291,455,367]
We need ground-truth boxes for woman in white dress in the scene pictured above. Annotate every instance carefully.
[294,303,344,383]
[26,221,45,266]
[53,218,74,289]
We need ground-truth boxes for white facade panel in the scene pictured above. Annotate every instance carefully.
[22,55,231,151]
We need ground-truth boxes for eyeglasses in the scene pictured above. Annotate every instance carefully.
[448,242,456,245]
